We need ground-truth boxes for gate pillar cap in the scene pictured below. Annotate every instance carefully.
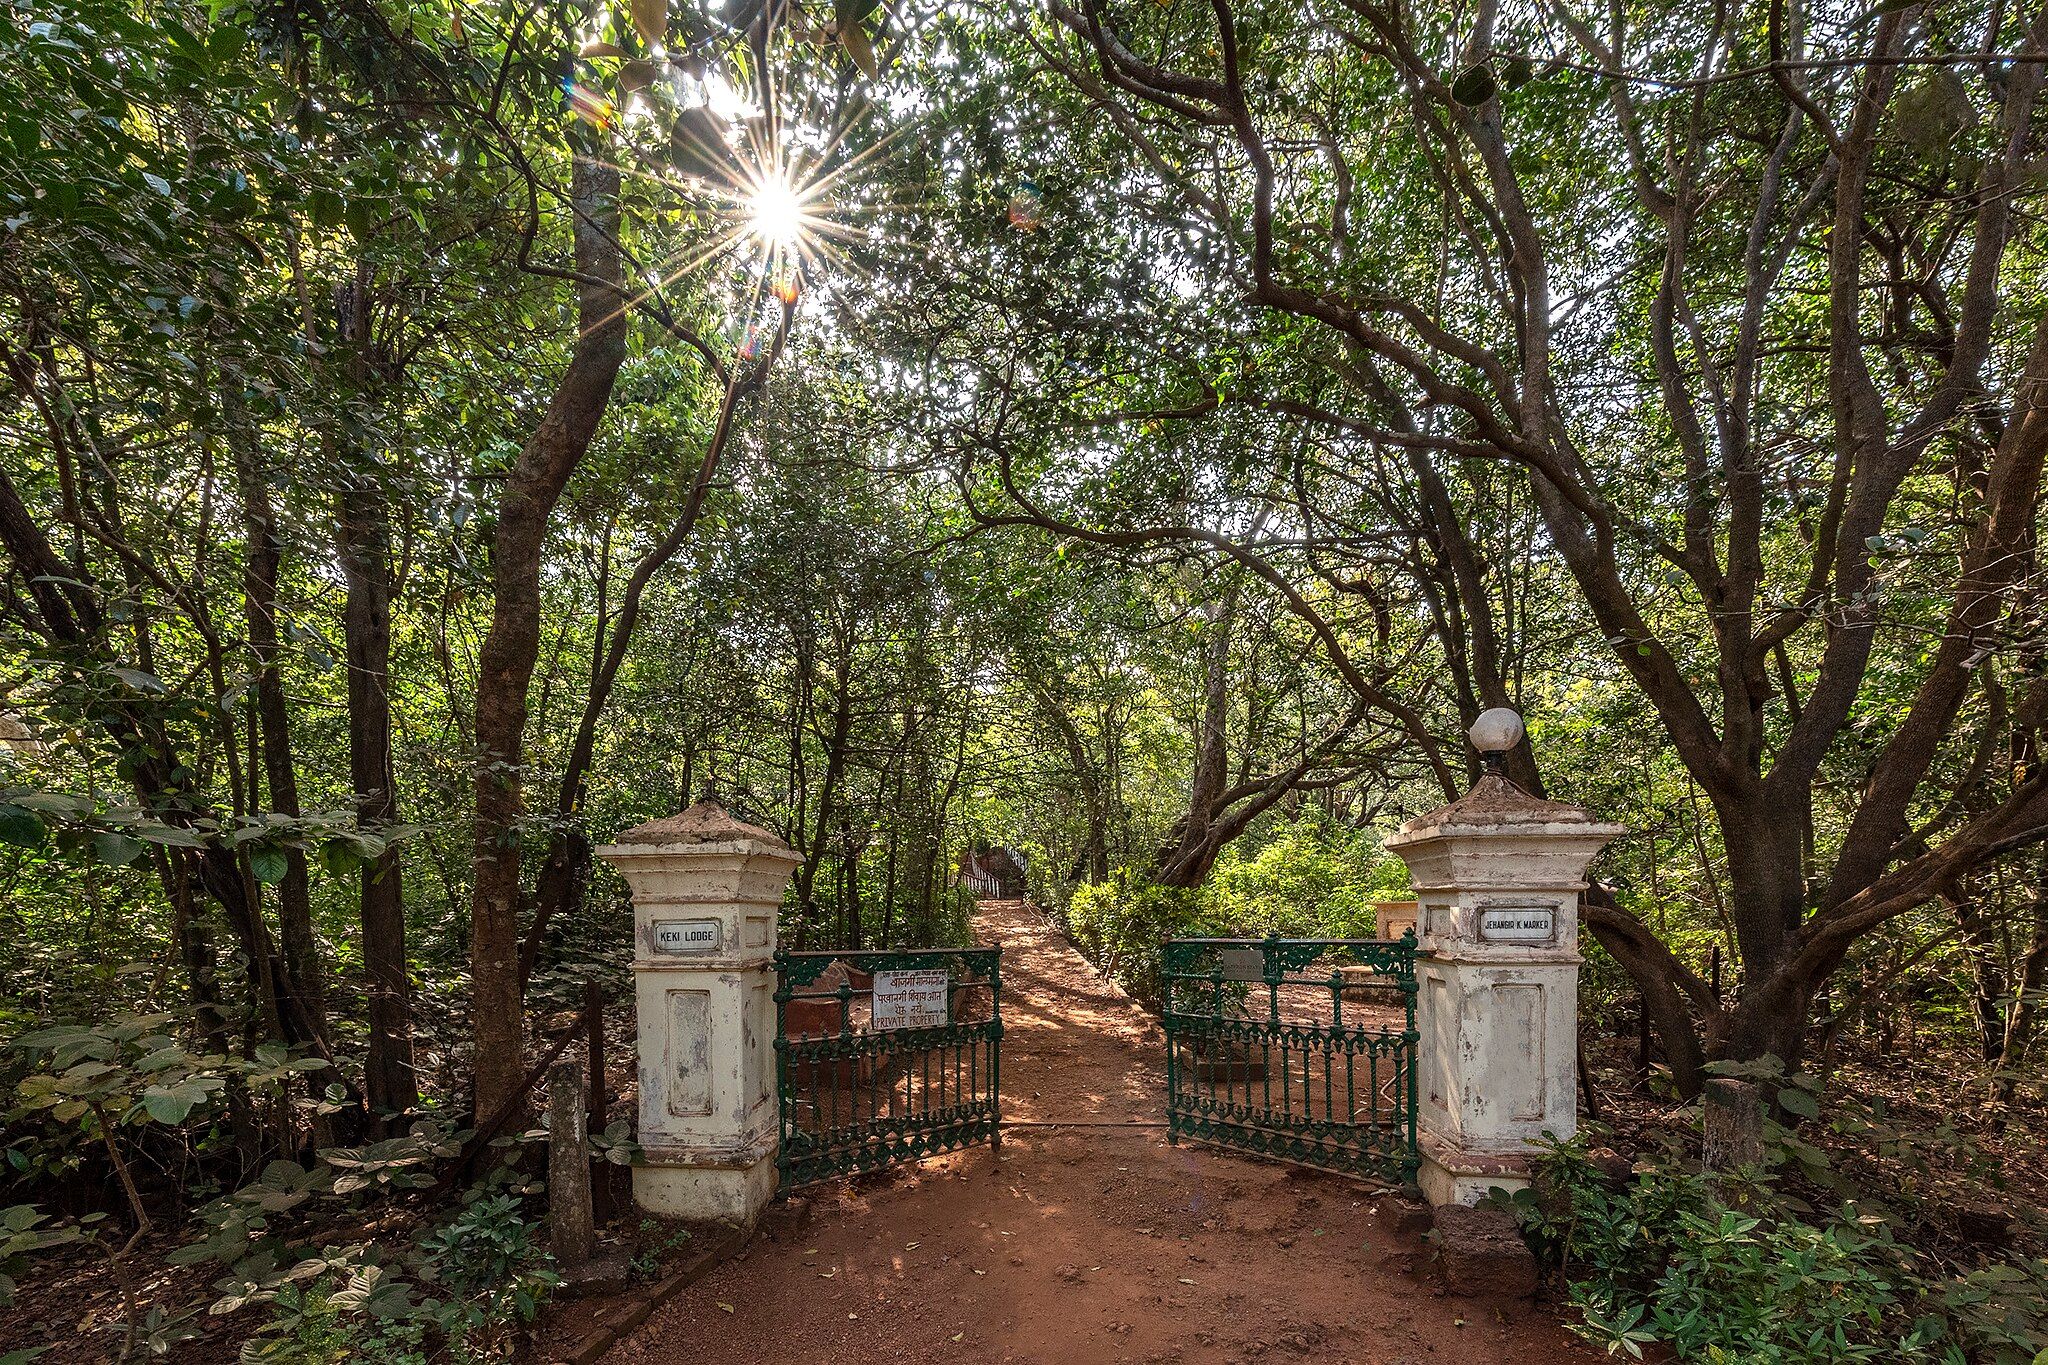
[1386,774,1624,846]
[603,799,795,854]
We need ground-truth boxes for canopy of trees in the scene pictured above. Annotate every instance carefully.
[2,0,2046,1349]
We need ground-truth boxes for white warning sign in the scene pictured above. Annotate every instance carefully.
[872,969,950,1030]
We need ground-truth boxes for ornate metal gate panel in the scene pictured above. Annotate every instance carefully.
[1162,935,1419,1185]
[774,946,1002,1190]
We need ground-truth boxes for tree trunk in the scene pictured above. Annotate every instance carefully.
[794,653,856,929]
[1952,878,2011,1063]
[1154,596,1235,888]
[521,364,757,983]
[0,421,317,1047]
[229,418,327,1047]
[1997,892,2048,1098]
[468,155,629,1121]
[1027,678,1109,884]
[340,464,419,1118]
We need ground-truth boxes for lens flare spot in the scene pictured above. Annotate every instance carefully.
[1008,179,1044,230]
[561,78,616,130]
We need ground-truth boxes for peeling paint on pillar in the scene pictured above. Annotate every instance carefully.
[1388,770,1622,1208]
[597,801,799,1227]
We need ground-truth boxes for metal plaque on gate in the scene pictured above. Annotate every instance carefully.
[1477,907,1555,943]
[872,969,949,1030]
[1218,947,1266,982]
[652,918,722,954]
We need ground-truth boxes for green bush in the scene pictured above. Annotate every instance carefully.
[1504,1133,2048,1363]
[234,1193,560,1364]
[1066,875,1215,1004]
[1061,813,1413,1002]
[1208,812,1407,937]
[415,1194,561,1359]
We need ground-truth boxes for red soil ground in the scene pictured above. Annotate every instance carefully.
[604,900,1594,1365]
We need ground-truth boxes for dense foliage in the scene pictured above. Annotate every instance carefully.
[2,0,2046,1355]
[1509,1119,2048,1362]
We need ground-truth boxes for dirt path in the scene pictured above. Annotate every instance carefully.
[606,901,1593,1365]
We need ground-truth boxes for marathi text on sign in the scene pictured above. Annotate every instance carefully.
[653,918,723,954]
[1477,907,1555,942]
[871,968,950,1031]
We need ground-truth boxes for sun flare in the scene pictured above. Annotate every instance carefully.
[747,176,807,251]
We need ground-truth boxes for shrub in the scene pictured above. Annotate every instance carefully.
[1066,875,1215,1004]
[1208,812,1407,937]
[415,1193,561,1359]
[1503,1132,2048,1363]
[232,1194,559,1364]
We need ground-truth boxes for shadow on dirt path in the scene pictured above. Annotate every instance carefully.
[602,900,1594,1364]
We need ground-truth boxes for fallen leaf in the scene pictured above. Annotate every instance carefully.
[716,1302,734,1314]
[951,1333,964,1342]
[1178,1277,1197,1285]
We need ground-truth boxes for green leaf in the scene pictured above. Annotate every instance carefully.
[92,831,145,867]
[12,792,90,817]
[318,839,361,879]
[307,188,343,228]
[0,804,45,849]
[142,1087,198,1124]
[1450,64,1496,107]
[619,59,659,95]
[1778,1087,1820,1119]
[670,106,736,183]
[249,846,289,885]
[630,0,666,46]
[140,1078,219,1124]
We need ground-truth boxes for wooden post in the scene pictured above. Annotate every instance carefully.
[549,1060,595,1270]
[1701,1078,1764,1173]
[583,976,611,1223]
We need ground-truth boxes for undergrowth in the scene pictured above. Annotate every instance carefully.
[1501,1102,2048,1363]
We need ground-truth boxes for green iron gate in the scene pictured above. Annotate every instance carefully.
[773,946,1002,1190]
[1162,934,1419,1185]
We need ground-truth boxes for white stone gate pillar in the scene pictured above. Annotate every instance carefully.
[596,801,799,1225]
[1385,710,1622,1207]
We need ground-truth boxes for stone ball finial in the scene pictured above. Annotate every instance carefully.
[1468,707,1525,756]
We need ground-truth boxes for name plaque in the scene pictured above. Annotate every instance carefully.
[1217,947,1266,982]
[652,918,723,954]
[1477,907,1555,943]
